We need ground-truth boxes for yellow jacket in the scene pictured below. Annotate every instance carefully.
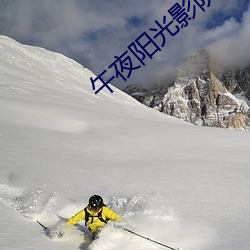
[67,206,121,233]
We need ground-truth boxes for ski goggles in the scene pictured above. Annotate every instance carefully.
[89,205,101,212]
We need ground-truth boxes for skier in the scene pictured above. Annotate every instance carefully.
[66,194,122,239]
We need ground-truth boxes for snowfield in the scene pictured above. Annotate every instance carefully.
[0,36,250,250]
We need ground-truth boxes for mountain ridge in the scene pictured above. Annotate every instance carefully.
[123,49,250,130]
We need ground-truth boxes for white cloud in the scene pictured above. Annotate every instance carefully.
[201,18,240,45]
[0,0,249,88]
[209,4,250,69]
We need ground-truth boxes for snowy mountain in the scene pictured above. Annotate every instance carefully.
[0,36,250,250]
[217,65,250,100]
[124,49,250,130]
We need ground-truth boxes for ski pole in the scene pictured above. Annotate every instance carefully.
[122,227,180,250]
[37,220,48,231]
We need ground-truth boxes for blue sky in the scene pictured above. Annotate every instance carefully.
[0,0,249,89]
[206,0,249,28]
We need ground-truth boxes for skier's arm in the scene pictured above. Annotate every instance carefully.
[104,207,122,222]
[67,209,85,225]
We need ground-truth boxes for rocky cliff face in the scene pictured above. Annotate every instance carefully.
[123,49,250,130]
[217,66,250,99]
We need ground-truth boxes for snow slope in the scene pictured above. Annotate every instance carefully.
[0,36,250,250]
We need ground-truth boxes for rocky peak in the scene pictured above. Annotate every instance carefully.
[217,66,250,100]
[177,48,210,78]
[123,84,148,103]
[123,49,250,130]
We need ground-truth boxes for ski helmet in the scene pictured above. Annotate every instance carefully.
[89,195,104,210]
